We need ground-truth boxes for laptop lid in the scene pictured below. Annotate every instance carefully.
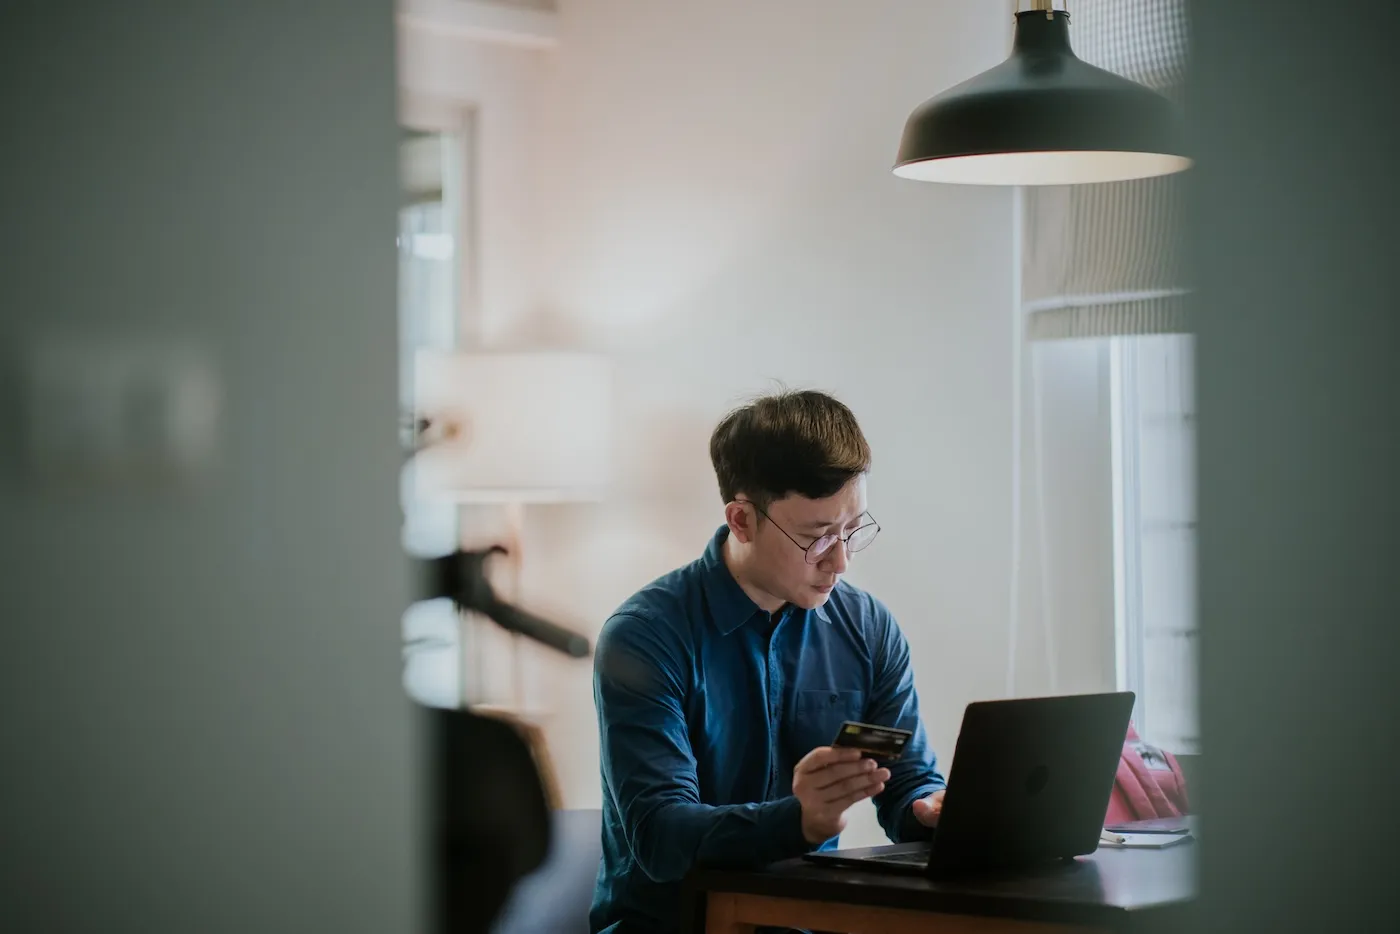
[928,691,1135,873]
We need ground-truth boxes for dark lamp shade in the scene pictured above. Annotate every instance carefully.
[894,11,1191,186]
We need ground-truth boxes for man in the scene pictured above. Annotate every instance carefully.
[590,390,946,934]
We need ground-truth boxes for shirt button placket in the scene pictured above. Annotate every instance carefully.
[767,618,783,799]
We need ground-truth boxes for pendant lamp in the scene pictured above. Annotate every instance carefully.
[894,1,1190,186]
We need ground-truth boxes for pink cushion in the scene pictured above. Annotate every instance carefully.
[1103,722,1190,824]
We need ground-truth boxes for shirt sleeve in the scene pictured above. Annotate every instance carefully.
[863,599,947,843]
[594,612,816,883]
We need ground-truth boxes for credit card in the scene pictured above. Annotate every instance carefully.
[831,720,912,759]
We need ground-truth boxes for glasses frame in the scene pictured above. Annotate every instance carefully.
[736,499,881,565]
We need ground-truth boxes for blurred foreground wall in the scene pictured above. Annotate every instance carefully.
[0,4,419,932]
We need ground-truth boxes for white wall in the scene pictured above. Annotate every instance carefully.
[401,0,1118,846]
[525,0,1023,846]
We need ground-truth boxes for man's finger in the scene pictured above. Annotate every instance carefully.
[828,781,884,811]
[796,746,863,773]
[810,759,876,791]
[820,769,889,804]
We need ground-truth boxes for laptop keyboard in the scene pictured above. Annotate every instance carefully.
[866,850,930,867]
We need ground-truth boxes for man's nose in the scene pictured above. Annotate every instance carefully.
[820,539,849,574]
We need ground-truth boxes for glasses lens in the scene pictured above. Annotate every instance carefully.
[805,534,838,564]
[847,522,878,553]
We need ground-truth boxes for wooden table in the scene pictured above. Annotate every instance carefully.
[686,841,1195,934]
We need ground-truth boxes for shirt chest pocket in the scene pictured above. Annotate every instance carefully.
[789,689,866,757]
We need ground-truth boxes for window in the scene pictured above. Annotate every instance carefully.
[400,131,463,708]
[1111,334,1198,754]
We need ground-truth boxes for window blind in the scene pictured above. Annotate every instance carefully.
[1023,0,1190,340]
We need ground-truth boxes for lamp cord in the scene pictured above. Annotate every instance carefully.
[1008,186,1025,698]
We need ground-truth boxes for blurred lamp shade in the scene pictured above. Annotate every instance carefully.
[412,351,612,504]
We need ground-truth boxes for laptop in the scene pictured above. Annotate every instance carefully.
[804,691,1135,876]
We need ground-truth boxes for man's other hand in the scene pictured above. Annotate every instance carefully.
[911,789,946,828]
[792,746,889,844]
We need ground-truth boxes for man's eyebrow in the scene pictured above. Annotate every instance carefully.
[799,514,862,532]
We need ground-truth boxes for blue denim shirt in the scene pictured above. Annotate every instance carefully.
[590,526,946,933]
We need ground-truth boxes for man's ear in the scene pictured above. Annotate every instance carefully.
[724,500,756,545]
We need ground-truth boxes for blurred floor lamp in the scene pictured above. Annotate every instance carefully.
[413,350,611,717]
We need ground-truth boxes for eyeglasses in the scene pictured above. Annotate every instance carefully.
[737,500,881,566]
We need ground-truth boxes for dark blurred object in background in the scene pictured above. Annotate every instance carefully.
[427,705,551,934]
[416,550,590,931]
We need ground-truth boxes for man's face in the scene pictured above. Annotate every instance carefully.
[752,476,869,610]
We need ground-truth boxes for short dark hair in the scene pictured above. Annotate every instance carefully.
[709,388,872,509]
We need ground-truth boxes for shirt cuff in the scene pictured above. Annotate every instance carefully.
[765,796,821,862]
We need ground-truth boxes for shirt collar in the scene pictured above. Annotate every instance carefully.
[699,525,829,634]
